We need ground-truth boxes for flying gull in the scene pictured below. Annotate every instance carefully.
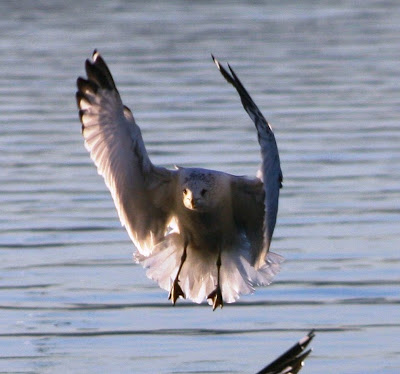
[76,51,283,310]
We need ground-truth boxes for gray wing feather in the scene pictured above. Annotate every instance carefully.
[230,176,265,266]
[213,56,283,268]
[76,51,176,256]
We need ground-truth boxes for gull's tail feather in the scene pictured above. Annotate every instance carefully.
[220,250,284,304]
[136,237,222,304]
[134,234,184,292]
[135,236,283,305]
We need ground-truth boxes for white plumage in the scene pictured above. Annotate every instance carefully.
[76,51,283,309]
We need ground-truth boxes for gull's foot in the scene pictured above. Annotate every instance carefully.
[207,285,223,311]
[168,279,185,305]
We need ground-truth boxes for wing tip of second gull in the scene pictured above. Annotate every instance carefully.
[211,53,221,69]
[92,49,99,61]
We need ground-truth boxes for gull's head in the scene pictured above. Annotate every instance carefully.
[181,171,216,211]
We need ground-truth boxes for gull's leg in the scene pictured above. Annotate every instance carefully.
[207,249,223,311]
[168,243,187,305]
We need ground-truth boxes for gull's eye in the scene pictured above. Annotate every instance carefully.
[201,189,207,197]
[183,188,188,195]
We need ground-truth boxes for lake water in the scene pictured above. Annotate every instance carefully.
[1,1,399,373]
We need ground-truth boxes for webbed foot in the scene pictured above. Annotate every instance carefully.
[168,279,185,305]
[207,285,223,311]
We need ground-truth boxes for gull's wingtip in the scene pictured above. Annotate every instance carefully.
[255,330,316,374]
[307,329,316,342]
[299,329,316,348]
[227,62,240,80]
[92,49,100,61]
[211,54,221,69]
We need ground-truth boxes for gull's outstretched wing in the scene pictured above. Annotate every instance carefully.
[256,330,315,374]
[76,51,177,256]
[213,56,283,269]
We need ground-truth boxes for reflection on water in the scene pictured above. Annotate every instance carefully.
[0,1,399,373]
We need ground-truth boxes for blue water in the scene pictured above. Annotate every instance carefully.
[1,1,399,373]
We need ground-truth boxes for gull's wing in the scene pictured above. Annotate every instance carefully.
[256,330,315,374]
[76,51,177,256]
[213,56,283,269]
[230,175,265,265]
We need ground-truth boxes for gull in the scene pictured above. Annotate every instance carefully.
[76,51,283,310]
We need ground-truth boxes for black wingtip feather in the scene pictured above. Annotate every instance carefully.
[212,57,255,106]
[76,77,98,94]
[84,58,92,74]
[75,91,85,108]
[307,329,316,341]
[78,109,85,124]
[213,58,275,140]
[92,54,117,90]
[227,63,253,104]
[76,51,123,132]
[287,349,312,374]
[255,330,315,374]
[85,58,115,91]
[212,58,253,114]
